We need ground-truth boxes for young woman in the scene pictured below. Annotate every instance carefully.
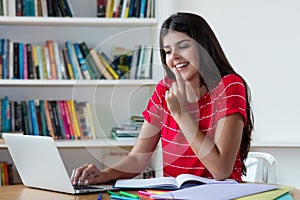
[71,12,253,185]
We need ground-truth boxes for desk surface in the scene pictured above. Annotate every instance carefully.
[1,184,300,200]
[0,185,146,200]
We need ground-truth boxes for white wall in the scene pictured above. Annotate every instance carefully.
[167,0,300,188]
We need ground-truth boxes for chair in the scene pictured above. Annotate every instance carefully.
[242,152,278,183]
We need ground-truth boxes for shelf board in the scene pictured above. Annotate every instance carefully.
[0,138,136,148]
[55,138,136,147]
[250,143,300,148]
[0,16,158,27]
[0,79,158,87]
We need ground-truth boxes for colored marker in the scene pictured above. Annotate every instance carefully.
[107,190,120,196]
[97,192,102,200]
[138,190,152,197]
[120,191,139,199]
[110,194,139,200]
[146,189,170,194]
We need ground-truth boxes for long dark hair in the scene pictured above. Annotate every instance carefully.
[159,12,253,176]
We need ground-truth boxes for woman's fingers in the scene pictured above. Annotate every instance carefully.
[173,68,184,93]
[71,164,98,185]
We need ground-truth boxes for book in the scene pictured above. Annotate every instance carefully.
[97,0,106,17]
[111,125,140,138]
[42,45,51,79]
[62,47,73,79]
[79,42,101,79]
[63,100,76,139]
[65,41,80,79]
[43,100,55,138]
[105,0,114,17]
[63,0,74,17]
[90,49,113,80]
[73,42,91,80]
[58,100,70,139]
[39,100,49,136]
[130,44,141,79]
[21,101,29,135]
[53,42,62,79]
[31,45,40,79]
[26,43,34,79]
[113,174,237,189]
[46,40,57,79]
[29,99,39,136]
[111,47,132,78]
[97,50,121,79]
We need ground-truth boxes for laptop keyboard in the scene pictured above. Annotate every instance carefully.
[73,185,103,190]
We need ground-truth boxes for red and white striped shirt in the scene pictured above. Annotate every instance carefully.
[142,74,247,182]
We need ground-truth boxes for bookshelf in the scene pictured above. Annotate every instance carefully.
[0,0,163,183]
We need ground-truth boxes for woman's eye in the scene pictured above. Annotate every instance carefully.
[164,50,171,54]
[179,44,189,49]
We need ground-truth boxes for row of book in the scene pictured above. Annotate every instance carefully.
[97,0,155,18]
[1,97,96,140]
[111,115,144,140]
[0,38,153,80]
[0,161,13,186]
[0,0,74,17]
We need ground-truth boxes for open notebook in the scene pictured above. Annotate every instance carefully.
[3,133,113,194]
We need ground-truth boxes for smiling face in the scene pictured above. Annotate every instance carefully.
[163,31,201,84]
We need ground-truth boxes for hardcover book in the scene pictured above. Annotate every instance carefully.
[114,174,237,190]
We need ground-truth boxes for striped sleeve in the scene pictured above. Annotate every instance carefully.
[215,75,247,125]
[142,80,166,128]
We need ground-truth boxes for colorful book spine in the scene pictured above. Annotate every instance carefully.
[18,43,24,79]
[58,100,70,139]
[29,99,39,136]
[53,42,62,79]
[39,100,48,136]
[65,41,78,79]
[26,43,35,79]
[90,49,113,80]
[21,101,29,135]
[36,45,44,79]
[53,100,66,139]
[1,39,7,79]
[73,42,91,80]
[79,42,101,79]
[43,46,51,79]
[68,100,82,139]
[98,50,121,79]
[85,102,96,139]
[43,100,55,138]
[64,100,76,139]
[31,45,40,79]
[62,47,74,79]
[46,40,57,79]
[23,44,28,79]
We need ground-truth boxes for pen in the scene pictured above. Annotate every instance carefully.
[110,194,139,200]
[97,193,102,200]
[119,191,139,199]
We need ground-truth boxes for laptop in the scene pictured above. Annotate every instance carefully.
[3,133,114,194]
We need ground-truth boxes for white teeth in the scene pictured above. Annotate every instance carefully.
[176,63,188,68]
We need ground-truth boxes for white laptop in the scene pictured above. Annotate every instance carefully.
[3,133,114,194]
